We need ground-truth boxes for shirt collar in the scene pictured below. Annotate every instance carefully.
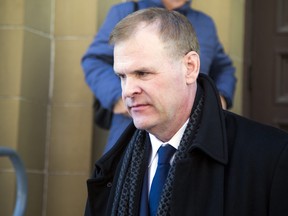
[148,119,189,166]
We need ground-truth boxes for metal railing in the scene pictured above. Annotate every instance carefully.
[0,147,28,216]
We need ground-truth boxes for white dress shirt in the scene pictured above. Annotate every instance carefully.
[148,119,189,193]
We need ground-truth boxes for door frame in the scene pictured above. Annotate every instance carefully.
[243,0,253,117]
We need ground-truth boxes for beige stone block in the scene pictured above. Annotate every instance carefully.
[0,172,16,216]
[229,0,245,58]
[24,0,51,33]
[0,0,24,25]
[0,29,23,96]
[53,39,93,104]
[97,0,119,28]
[49,105,92,173]
[25,172,44,216]
[46,174,88,216]
[17,101,47,170]
[0,99,20,153]
[192,0,231,51]
[21,31,50,103]
[55,0,97,36]
[0,157,14,171]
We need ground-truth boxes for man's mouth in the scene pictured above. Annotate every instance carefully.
[129,103,149,112]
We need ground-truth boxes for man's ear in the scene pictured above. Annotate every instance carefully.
[184,51,200,84]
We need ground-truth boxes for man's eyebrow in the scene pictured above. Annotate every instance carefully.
[132,67,154,73]
[114,66,154,75]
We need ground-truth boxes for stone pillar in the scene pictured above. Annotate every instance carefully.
[0,0,96,215]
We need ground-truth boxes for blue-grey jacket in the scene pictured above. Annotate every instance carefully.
[81,0,237,153]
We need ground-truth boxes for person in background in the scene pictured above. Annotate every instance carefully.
[82,0,237,153]
[85,8,288,216]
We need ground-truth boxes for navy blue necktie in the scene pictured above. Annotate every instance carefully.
[149,145,176,216]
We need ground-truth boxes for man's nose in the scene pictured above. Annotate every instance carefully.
[122,77,141,98]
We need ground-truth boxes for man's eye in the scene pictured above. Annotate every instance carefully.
[117,73,126,79]
[136,71,148,77]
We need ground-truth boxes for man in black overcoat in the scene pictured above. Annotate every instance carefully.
[85,8,288,216]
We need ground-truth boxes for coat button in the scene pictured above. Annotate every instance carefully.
[107,182,112,187]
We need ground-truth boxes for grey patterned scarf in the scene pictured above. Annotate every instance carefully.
[111,94,204,216]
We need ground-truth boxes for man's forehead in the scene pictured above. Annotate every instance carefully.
[113,22,160,46]
[113,45,158,74]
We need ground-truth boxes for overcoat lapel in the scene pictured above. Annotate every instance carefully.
[171,155,225,216]
[170,74,228,216]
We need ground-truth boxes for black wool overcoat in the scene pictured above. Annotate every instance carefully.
[85,74,288,216]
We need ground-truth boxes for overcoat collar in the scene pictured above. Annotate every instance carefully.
[190,74,228,164]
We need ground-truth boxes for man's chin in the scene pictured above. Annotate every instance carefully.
[132,118,151,130]
[133,122,147,130]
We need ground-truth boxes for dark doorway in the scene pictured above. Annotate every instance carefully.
[243,0,288,132]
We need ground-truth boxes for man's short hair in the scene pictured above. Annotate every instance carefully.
[109,8,200,58]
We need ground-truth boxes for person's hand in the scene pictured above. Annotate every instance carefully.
[220,95,227,110]
[113,98,130,116]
